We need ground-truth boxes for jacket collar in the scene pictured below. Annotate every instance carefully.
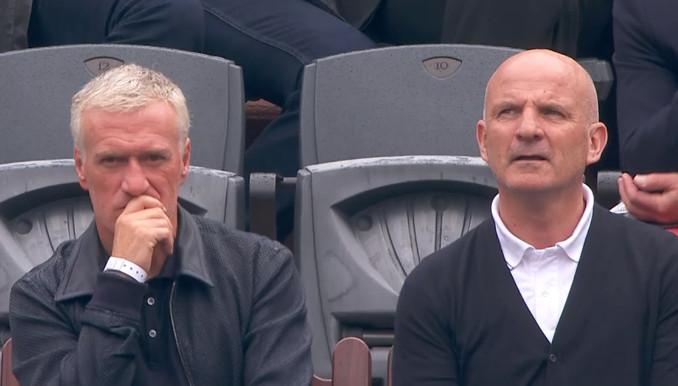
[55,205,214,302]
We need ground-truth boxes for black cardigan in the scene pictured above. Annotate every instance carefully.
[393,205,678,386]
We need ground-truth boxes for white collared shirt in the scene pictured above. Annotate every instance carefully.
[491,184,594,342]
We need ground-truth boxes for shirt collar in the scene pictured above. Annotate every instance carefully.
[55,205,214,302]
[492,184,595,269]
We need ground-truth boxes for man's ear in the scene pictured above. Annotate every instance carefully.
[74,146,89,191]
[586,122,608,166]
[476,119,489,162]
[180,138,191,181]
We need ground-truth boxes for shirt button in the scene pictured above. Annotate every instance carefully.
[548,353,557,363]
[148,329,158,338]
[146,297,156,306]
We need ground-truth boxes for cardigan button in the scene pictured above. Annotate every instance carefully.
[548,353,558,363]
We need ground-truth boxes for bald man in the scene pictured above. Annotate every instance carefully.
[392,49,678,386]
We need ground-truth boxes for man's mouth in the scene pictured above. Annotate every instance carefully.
[513,155,547,161]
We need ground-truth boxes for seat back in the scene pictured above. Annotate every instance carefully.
[312,337,371,386]
[297,155,496,382]
[0,44,244,173]
[1,338,19,386]
[300,44,520,166]
[0,160,244,330]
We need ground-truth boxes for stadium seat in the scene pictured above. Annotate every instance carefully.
[0,44,244,174]
[297,156,497,382]
[0,160,245,340]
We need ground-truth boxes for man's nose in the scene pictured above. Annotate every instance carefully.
[121,159,150,196]
[515,109,543,141]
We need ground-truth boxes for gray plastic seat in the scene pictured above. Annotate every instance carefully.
[0,44,244,173]
[296,156,497,381]
[0,159,244,337]
[300,44,521,165]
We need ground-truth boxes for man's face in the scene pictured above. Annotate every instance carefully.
[476,52,605,195]
[74,101,190,249]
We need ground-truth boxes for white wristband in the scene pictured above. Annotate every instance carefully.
[104,256,148,283]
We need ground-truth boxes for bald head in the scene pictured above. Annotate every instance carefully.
[484,49,599,123]
[475,47,608,201]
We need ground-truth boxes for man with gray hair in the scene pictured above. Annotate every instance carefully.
[9,64,312,386]
[393,49,678,385]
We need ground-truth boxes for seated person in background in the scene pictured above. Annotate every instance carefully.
[9,64,311,386]
[392,49,678,386]
[321,0,613,60]
[613,0,678,228]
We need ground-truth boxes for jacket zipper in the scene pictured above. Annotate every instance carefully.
[170,281,195,386]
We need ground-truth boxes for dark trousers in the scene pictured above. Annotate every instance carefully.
[28,0,205,50]
[28,0,376,239]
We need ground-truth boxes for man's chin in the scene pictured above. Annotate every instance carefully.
[502,176,556,193]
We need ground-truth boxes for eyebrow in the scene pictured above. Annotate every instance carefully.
[490,101,520,114]
[94,148,172,159]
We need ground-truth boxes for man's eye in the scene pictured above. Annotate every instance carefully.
[543,108,566,118]
[100,157,120,165]
[498,108,516,117]
[145,154,168,163]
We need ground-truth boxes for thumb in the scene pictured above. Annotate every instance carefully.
[633,173,678,192]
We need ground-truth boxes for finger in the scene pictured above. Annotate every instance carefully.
[111,221,174,260]
[633,172,678,193]
[618,173,636,205]
[120,206,170,223]
[121,195,166,215]
[161,235,174,256]
[619,174,661,221]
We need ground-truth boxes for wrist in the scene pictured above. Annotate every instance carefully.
[104,256,148,283]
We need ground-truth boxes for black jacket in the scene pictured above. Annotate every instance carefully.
[9,207,312,386]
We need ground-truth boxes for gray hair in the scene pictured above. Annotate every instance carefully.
[70,63,190,152]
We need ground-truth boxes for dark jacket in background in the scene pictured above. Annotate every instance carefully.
[325,0,613,60]
[614,0,678,174]
[0,0,31,52]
